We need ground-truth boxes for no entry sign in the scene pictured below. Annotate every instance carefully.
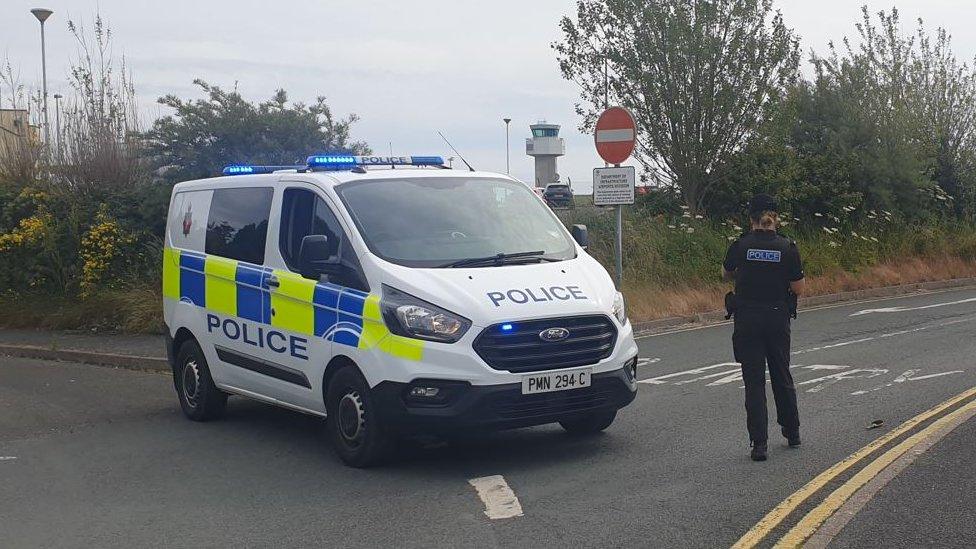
[594,107,636,165]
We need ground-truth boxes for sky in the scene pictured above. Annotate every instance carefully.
[2,1,975,191]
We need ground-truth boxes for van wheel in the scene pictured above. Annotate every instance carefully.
[326,366,391,468]
[174,340,227,421]
[559,411,616,435]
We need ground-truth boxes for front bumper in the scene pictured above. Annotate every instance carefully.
[371,364,638,435]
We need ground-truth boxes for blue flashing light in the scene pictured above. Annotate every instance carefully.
[306,155,357,168]
[223,165,255,175]
[222,165,304,176]
[306,155,445,170]
[500,323,514,332]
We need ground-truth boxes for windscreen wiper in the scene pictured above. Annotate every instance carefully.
[442,250,549,268]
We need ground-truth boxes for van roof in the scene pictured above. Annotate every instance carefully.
[171,168,518,193]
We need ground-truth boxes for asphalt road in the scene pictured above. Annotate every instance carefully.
[3,287,976,548]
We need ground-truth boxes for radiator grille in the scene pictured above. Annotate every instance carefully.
[473,315,617,373]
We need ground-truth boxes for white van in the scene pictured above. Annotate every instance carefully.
[163,155,638,466]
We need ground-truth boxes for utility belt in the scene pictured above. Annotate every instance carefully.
[725,292,798,320]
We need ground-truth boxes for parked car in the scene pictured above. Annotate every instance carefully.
[543,183,574,209]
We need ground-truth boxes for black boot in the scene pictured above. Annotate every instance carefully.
[751,441,768,461]
[782,427,801,448]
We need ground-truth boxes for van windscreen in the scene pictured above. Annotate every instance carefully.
[336,177,576,268]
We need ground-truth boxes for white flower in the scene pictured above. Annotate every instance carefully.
[667,225,676,229]
[870,236,879,242]
[814,212,823,217]
[780,221,789,226]
[695,214,704,219]
[793,217,800,221]
[732,225,742,231]
[829,241,840,247]
[851,231,859,237]
[680,205,689,209]
[727,236,735,241]
[682,212,691,218]
[822,227,832,234]
[686,227,695,233]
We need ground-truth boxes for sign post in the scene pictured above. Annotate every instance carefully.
[593,107,637,289]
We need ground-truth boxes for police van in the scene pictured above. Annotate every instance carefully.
[163,155,638,466]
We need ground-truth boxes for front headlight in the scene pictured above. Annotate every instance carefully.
[381,285,471,343]
[613,291,627,324]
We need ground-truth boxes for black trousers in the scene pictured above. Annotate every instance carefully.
[732,306,800,443]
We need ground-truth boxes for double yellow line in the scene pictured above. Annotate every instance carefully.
[733,385,976,549]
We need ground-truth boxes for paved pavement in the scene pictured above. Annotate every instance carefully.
[2,287,976,547]
[0,328,165,358]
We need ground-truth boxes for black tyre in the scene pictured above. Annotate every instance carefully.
[325,366,392,468]
[559,411,617,435]
[174,340,227,421]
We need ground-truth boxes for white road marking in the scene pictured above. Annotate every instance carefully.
[637,313,976,390]
[674,368,741,385]
[468,475,523,520]
[0,456,17,461]
[792,338,875,355]
[709,372,745,386]
[904,370,965,381]
[798,368,888,393]
[851,369,919,395]
[638,362,737,385]
[802,364,851,371]
[850,297,976,316]
[852,370,965,395]
[734,365,852,388]
[637,358,661,368]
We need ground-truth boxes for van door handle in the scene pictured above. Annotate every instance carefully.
[265,275,280,289]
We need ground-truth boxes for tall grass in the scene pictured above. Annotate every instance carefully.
[559,203,976,320]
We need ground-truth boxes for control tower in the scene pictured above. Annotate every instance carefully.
[525,122,565,188]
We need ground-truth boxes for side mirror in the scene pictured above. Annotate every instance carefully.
[570,224,589,249]
[298,234,341,280]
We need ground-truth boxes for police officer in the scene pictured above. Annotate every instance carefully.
[722,194,805,461]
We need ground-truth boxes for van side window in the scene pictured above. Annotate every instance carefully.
[280,188,367,291]
[205,187,274,264]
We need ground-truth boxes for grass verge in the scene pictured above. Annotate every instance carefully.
[625,256,976,321]
[0,285,163,334]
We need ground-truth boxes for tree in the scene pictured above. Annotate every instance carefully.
[144,81,370,182]
[554,0,800,212]
[909,17,976,216]
[809,7,973,219]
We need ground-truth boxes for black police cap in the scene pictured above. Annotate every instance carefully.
[749,193,778,215]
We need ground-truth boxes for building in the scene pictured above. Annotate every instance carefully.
[0,109,38,161]
[525,122,565,188]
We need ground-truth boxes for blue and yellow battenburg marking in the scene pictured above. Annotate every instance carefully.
[162,247,423,360]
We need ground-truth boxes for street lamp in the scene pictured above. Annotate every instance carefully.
[53,93,62,158]
[30,7,54,150]
[503,118,512,174]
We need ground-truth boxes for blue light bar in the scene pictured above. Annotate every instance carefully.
[306,155,445,170]
[222,165,304,176]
